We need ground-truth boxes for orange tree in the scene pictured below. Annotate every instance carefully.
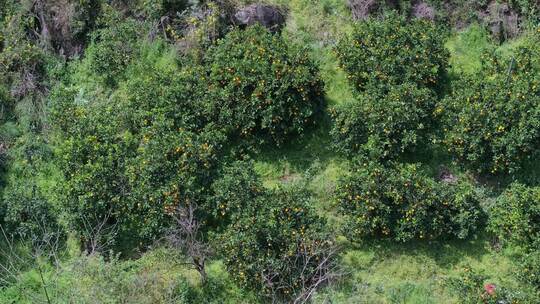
[488,183,540,289]
[82,9,145,88]
[209,160,266,229]
[331,83,437,159]
[442,42,540,174]
[336,161,483,242]
[332,14,448,159]
[50,54,226,252]
[335,13,448,94]
[204,25,325,145]
[217,183,336,302]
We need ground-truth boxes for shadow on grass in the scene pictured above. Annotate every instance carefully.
[253,110,342,177]
[346,234,492,270]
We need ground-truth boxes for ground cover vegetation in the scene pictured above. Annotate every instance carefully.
[0,0,539,303]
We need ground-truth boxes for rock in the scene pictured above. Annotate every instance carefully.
[437,166,458,184]
[347,0,379,20]
[347,0,399,20]
[412,2,435,20]
[234,4,285,32]
[479,1,521,42]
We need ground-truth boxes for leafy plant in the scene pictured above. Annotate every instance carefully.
[488,183,540,289]
[331,83,437,159]
[1,134,61,241]
[489,183,540,247]
[442,40,540,174]
[205,25,325,145]
[218,185,338,302]
[332,13,448,159]
[337,161,483,242]
[82,10,144,88]
[335,13,449,95]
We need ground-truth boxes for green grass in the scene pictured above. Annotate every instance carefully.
[446,24,493,75]
[314,236,521,303]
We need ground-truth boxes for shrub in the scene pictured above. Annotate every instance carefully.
[335,13,448,94]
[1,134,61,241]
[337,161,483,242]
[331,83,437,158]
[205,25,325,145]
[218,185,337,302]
[50,45,229,253]
[517,242,540,289]
[447,265,536,304]
[442,42,540,174]
[488,183,540,247]
[488,183,540,289]
[81,10,144,88]
[128,118,226,238]
[0,13,48,103]
[118,48,210,133]
[332,13,448,159]
[51,92,141,252]
[53,88,223,253]
[210,160,265,229]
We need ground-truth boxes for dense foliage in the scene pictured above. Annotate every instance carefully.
[489,183,540,247]
[443,41,540,174]
[0,135,60,241]
[489,183,540,288]
[50,46,229,252]
[332,14,448,159]
[331,83,437,158]
[337,162,484,242]
[1,0,540,302]
[205,25,325,144]
[82,12,144,88]
[335,14,448,94]
[218,185,334,302]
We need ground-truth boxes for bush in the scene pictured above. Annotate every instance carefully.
[517,242,540,289]
[218,185,337,302]
[447,265,536,304]
[488,183,540,247]
[50,45,229,253]
[332,13,448,159]
[128,118,225,238]
[488,183,540,289]
[53,88,223,253]
[442,42,540,174]
[335,13,448,94]
[0,13,48,103]
[51,91,141,252]
[210,160,265,229]
[337,161,484,242]
[118,47,210,133]
[81,10,144,88]
[205,25,325,145]
[0,134,61,241]
[331,83,437,158]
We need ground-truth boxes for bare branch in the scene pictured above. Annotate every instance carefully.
[166,199,211,283]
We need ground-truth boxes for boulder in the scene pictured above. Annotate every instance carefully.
[437,166,458,184]
[347,0,399,20]
[233,4,285,32]
[412,2,435,20]
[347,0,379,20]
[479,1,521,42]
